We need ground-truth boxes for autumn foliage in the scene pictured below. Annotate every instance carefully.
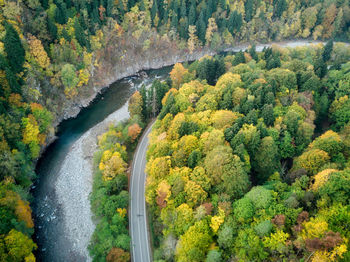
[128,123,142,142]
[146,49,350,261]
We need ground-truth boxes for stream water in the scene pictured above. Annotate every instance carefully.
[32,67,171,261]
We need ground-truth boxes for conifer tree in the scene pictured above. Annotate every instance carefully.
[180,0,187,19]
[47,16,58,40]
[249,44,258,61]
[4,23,25,74]
[151,0,158,25]
[274,0,287,18]
[188,3,196,25]
[40,0,49,9]
[74,18,87,47]
[245,0,254,22]
[322,40,333,62]
[55,1,68,24]
[196,11,206,43]
[228,11,243,34]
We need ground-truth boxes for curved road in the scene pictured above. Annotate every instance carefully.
[130,123,154,262]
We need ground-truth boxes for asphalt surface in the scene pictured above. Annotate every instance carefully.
[130,123,153,262]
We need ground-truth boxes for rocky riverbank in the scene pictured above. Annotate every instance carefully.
[54,102,130,261]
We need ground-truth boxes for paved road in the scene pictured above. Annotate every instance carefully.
[130,123,154,262]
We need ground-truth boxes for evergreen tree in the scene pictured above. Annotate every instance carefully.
[266,53,281,69]
[5,67,21,94]
[55,1,68,24]
[127,0,135,10]
[180,0,187,19]
[151,0,158,25]
[172,0,179,18]
[322,40,334,62]
[65,0,73,9]
[0,54,21,94]
[228,11,243,34]
[79,13,88,32]
[233,51,245,65]
[245,0,254,22]
[274,0,287,18]
[117,0,125,21]
[140,85,148,120]
[4,23,25,74]
[40,0,49,9]
[154,80,169,113]
[156,0,164,21]
[139,0,146,11]
[264,47,273,60]
[249,44,258,61]
[314,58,328,78]
[188,3,196,25]
[171,13,179,30]
[47,16,58,41]
[196,11,206,43]
[179,17,189,39]
[74,18,87,47]
[62,28,71,42]
[106,0,114,17]
[219,0,226,10]
[205,1,212,24]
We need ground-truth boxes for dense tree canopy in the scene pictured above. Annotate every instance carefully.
[0,0,350,260]
[147,44,350,262]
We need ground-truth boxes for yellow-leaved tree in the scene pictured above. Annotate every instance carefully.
[210,207,225,233]
[170,63,189,89]
[27,34,50,70]
[99,150,127,181]
[128,91,143,118]
[188,25,199,54]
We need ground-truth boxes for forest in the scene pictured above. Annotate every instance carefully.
[0,0,349,261]
[145,42,350,262]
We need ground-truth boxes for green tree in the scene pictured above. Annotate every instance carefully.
[206,250,221,262]
[4,23,25,74]
[322,40,334,62]
[176,220,213,262]
[4,229,37,261]
[314,58,328,78]
[261,104,274,126]
[228,11,243,34]
[280,131,295,159]
[61,64,79,89]
[55,1,68,24]
[319,170,350,205]
[274,0,287,18]
[244,0,254,22]
[253,136,280,183]
[217,155,251,199]
[74,18,88,47]
[196,11,206,43]
[188,2,196,25]
[47,15,58,40]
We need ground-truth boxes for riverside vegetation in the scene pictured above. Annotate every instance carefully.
[146,42,350,262]
[0,0,350,261]
[89,80,172,261]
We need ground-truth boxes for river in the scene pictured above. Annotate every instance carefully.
[32,40,327,262]
[32,67,172,261]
